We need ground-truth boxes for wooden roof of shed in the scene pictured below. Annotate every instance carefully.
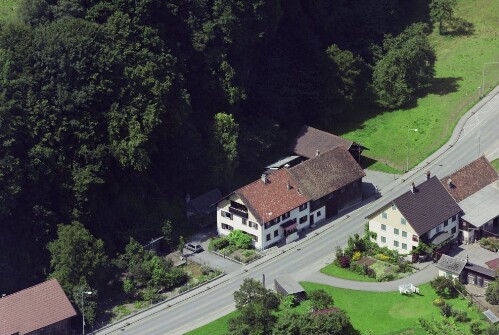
[290,125,353,159]
[289,147,365,201]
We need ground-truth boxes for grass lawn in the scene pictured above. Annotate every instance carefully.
[0,0,17,21]
[333,0,499,172]
[320,263,377,282]
[492,159,499,171]
[300,282,486,335]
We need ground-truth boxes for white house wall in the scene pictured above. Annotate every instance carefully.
[217,195,263,249]
[368,204,418,254]
[427,216,459,240]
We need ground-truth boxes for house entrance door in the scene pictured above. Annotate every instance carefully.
[309,215,314,227]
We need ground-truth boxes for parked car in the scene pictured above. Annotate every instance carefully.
[185,243,204,253]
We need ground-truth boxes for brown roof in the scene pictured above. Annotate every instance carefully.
[235,169,309,223]
[393,177,462,236]
[288,147,365,201]
[486,258,499,270]
[0,279,77,335]
[441,156,498,202]
[290,125,353,159]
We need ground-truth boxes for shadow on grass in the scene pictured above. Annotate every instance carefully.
[443,18,475,37]
[426,77,462,96]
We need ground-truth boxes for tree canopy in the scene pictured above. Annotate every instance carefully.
[0,0,439,294]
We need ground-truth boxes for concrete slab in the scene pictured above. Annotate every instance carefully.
[447,243,499,267]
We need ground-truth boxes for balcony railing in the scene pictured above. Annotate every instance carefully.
[229,206,248,219]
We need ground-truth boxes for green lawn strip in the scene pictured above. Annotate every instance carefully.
[0,0,18,21]
[184,310,239,335]
[320,263,377,282]
[300,282,486,335]
[491,159,499,171]
[334,0,499,172]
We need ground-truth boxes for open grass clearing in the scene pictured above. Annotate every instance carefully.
[333,0,499,172]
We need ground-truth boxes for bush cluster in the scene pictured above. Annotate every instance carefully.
[432,298,445,306]
[480,237,499,251]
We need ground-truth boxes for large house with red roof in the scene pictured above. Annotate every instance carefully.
[216,147,365,250]
[0,279,77,335]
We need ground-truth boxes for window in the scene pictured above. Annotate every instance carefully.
[452,215,457,221]
[401,218,406,225]
[382,212,387,219]
[299,203,308,212]
[381,236,386,243]
[221,211,233,220]
[451,227,457,234]
[266,234,270,241]
[274,230,279,237]
[381,224,386,231]
[444,221,448,227]
[221,223,233,231]
[402,231,407,238]
[394,240,399,247]
[281,212,290,220]
[299,216,307,224]
[402,243,407,250]
[249,221,258,230]
[392,204,396,210]
[436,225,442,233]
[317,211,322,217]
[412,235,418,242]
[242,218,247,225]
[394,228,399,235]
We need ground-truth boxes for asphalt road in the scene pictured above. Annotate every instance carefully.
[93,87,499,335]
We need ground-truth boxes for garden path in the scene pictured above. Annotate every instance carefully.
[299,263,438,292]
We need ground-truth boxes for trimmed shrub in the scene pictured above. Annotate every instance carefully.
[200,266,212,275]
[432,298,445,307]
[374,253,390,262]
[209,237,229,251]
[377,273,395,282]
[227,230,253,249]
[352,251,362,261]
[440,303,452,317]
[366,268,376,278]
[452,309,469,322]
[338,255,351,268]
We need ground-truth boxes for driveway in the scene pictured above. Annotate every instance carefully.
[185,227,243,274]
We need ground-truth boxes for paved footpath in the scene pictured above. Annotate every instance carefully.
[300,263,439,292]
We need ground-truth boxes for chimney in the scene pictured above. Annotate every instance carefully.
[287,181,291,190]
[261,173,268,184]
[466,255,469,264]
[411,182,416,193]
[316,149,320,156]
[447,178,452,188]
[426,171,430,180]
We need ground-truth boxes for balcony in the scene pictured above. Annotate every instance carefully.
[229,206,248,219]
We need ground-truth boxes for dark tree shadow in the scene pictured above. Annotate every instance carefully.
[444,18,475,36]
[426,77,462,96]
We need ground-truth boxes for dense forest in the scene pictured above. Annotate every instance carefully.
[0,0,440,295]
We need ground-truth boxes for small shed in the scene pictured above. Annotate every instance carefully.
[274,275,307,302]
[435,254,467,281]
[465,263,497,288]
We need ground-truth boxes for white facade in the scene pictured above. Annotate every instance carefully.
[368,204,418,254]
[368,203,460,254]
[216,194,311,250]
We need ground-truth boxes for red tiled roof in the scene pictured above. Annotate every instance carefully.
[0,279,77,335]
[289,147,365,201]
[290,125,353,159]
[486,258,499,270]
[441,156,498,202]
[235,169,309,223]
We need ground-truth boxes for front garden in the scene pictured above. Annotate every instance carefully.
[323,229,415,282]
[479,237,499,252]
[209,230,262,264]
